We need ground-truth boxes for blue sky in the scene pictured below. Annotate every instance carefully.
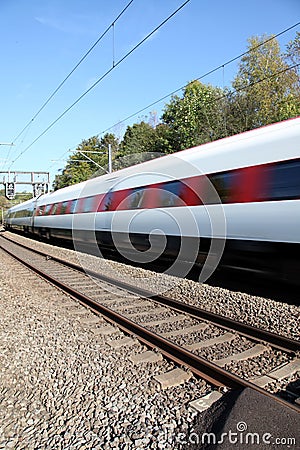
[1,0,299,190]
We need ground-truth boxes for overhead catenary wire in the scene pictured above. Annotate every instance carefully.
[10,0,134,146]
[209,62,300,123]
[98,21,300,137]
[8,0,191,170]
[3,0,134,173]
[48,21,300,171]
[48,61,299,174]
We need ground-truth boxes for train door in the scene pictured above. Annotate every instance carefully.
[30,198,38,233]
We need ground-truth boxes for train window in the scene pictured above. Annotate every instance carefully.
[229,166,262,203]
[26,205,34,217]
[38,205,45,216]
[44,204,52,216]
[159,190,175,207]
[82,196,95,213]
[208,171,236,203]
[265,159,300,201]
[103,192,113,211]
[160,181,182,207]
[179,176,203,206]
[51,204,58,215]
[128,188,144,209]
[69,199,77,214]
[164,180,181,196]
[60,201,68,214]
[109,189,130,210]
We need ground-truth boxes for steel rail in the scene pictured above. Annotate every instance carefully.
[1,234,298,354]
[0,235,299,413]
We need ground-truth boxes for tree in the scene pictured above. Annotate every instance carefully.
[117,121,156,156]
[113,121,165,170]
[161,80,227,152]
[52,33,300,188]
[0,190,11,214]
[231,34,300,131]
[285,31,300,89]
[151,123,174,154]
[91,133,120,177]
[53,133,119,190]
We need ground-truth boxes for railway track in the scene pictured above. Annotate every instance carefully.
[0,233,299,413]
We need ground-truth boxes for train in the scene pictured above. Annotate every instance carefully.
[4,117,300,283]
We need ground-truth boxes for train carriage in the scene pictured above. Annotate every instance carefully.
[4,117,300,283]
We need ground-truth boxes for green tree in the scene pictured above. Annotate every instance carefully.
[0,190,11,214]
[231,34,300,130]
[113,121,166,170]
[151,123,174,154]
[91,133,120,177]
[52,32,300,189]
[117,121,156,156]
[285,31,300,89]
[53,133,119,190]
[161,80,227,152]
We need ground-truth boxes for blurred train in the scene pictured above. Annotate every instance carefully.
[4,117,300,283]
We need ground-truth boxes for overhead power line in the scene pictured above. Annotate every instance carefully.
[4,0,134,174]
[50,61,299,174]
[9,0,191,170]
[98,21,300,136]
[49,20,300,170]
[11,0,134,146]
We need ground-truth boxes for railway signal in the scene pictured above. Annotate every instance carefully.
[1,171,50,199]
[4,182,15,200]
[33,182,48,197]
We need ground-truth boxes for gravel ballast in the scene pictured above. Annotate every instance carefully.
[0,249,213,449]
[1,232,299,448]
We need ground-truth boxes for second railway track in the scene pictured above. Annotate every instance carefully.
[1,232,299,413]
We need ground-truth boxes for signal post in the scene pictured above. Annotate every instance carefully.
[1,171,50,200]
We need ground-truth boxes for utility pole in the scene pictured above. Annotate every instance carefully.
[108,144,112,174]
[68,146,113,174]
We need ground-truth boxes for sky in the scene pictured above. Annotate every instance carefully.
[0,0,299,191]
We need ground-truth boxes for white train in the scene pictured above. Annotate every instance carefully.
[4,117,300,283]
